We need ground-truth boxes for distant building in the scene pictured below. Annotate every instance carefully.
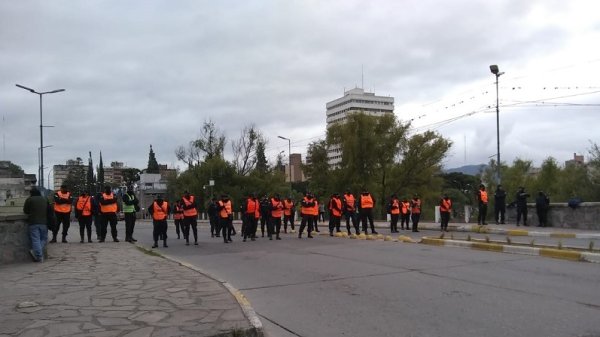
[325,88,395,166]
[53,158,85,191]
[565,153,585,167]
[283,153,306,183]
[0,161,37,209]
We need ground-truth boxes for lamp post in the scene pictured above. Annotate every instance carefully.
[489,65,504,184]
[277,135,292,192]
[16,84,65,189]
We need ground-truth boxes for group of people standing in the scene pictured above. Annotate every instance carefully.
[477,184,550,227]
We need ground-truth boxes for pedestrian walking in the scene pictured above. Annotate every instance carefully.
[148,195,169,248]
[51,184,73,243]
[122,188,140,243]
[439,194,452,232]
[75,191,93,243]
[23,187,51,262]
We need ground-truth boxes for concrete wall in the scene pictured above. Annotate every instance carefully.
[506,202,600,230]
[0,214,29,265]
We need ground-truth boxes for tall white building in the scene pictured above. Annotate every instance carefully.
[325,88,395,165]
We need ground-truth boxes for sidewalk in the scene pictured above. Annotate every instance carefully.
[0,242,262,337]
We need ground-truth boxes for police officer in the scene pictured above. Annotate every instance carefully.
[218,194,233,243]
[270,193,284,240]
[207,196,219,237]
[328,193,342,236]
[283,196,295,233]
[494,184,507,224]
[148,194,169,248]
[173,200,184,239]
[99,186,119,242]
[516,187,530,226]
[122,187,140,243]
[243,193,259,242]
[358,189,377,235]
[181,191,199,246]
[298,192,316,239]
[400,198,410,230]
[75,191,93,243]
[439,194,452,232]
[410,194,422,232]
[259,195,271,237]
[535,191,550,227]
[343,190,360,235]
[388,194,400,233]
[477,184,488,225]
[52,184,73,243]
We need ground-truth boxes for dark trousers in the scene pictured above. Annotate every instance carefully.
[283,214,295,232]
[440,211,450,230]
[183,216,198,243]
[220,216,233,242]
[494,206,506,224]
[537,209,548,227]
[345,212,360,234]
[53,211,71,237]
[517,207,528,226]
[360,209,376,233]
[390,214,399,232]
[124,212,136,240]
[411,213,421,231]
[244,215,257,239]
[298,214,314,236]
[329,215,341,233]
[152,219,168,243]
[209,215,219,236]
[78,215,93,241]
[260,216,269,236]
[93,215,100,239]
[478,203,488,225]
[100,212,118,240]
[400,213,410,229]
[174,218,183,238]
[269,217,282,238]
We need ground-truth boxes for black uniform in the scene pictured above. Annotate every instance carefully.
[148,198,169,248]
[494,185,507,224]
[181,194,199,245]
[298,194,316,238]
[516,188,530,226]
[259,197,271,237]
[207,198,219,237]
[52,188,73,243]
[123,191,139,242]
[535,192,550,227]
[99,189,119,242]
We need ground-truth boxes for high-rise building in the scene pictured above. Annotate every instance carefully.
[325,88,394,165]
[53,158,85,190]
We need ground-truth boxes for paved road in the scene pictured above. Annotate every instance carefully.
[133,221,600,337]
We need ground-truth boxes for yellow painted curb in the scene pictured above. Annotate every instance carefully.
[421,237,444,245]
[349,233,358,239]
[366,234,375,240]
[376,234,384,240]
[358,234,367,240]
[334,232,344,238]
[384,235,393,241]
[397,235,416,243]
[341,232,349,238]
[550,233,576,239]
[507,230,529,236]
[540,248,582,261]
[472,242,503,252]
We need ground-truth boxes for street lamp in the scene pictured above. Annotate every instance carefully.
[16,84,65,190]
[489,65,504,184]
[277,135,292,192]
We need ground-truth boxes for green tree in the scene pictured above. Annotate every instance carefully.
[97,152,105,190]
[86,151,96,194]
[63,158,86,194]
[532,157,561,198]
[254,138,269,175]
[195,120,225,160]
[303,140,330,196]
[147,145,160,173]
[122,168,141,187]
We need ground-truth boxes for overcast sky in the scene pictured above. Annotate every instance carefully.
[1,0,599,185]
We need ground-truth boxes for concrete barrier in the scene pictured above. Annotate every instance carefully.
[506,202,600,230]
[0,214,29,265]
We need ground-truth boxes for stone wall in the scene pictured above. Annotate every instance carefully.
[506,202,600,230]
[0,214,29,264]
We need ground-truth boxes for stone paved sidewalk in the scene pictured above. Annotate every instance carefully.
[0,242,261,337]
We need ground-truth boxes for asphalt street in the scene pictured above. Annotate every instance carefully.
[131,220,600,337]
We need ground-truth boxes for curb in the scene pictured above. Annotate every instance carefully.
[420,237,600,263]
[135,244,264,337]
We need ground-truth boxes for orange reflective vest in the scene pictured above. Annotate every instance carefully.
[301,197,315,216]
[311,199,319,216]
[182,195,198,217]
[54,191,72,213]
[271,198,283,218]
[173,204,184,220]
[344,194,355,212]
[152,201,168,221]
[283,200,294,216]
[360,194,374,209]
[411,199,421,214]
[76,195,92,216]
[246,198,258,214]
[440,198,452,212]
[331,197,342,217]
[401,201,410,215]
[100,193,118,213]
[479,190,488,204]
[218,200,232,219]
[390,199,400,215]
